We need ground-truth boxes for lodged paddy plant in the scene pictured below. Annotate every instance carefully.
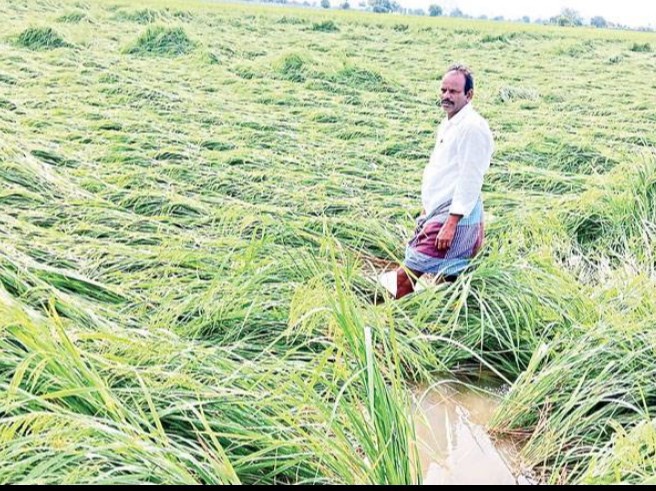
[1,0,655,484]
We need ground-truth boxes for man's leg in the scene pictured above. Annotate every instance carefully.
[394,268,459,299]
[395,266,423,299]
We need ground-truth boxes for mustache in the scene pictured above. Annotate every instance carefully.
[441,100,453,105]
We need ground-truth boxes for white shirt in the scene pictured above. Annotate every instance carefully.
[421,103,494,218]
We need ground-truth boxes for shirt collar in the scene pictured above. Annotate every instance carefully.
[444,102,473,128]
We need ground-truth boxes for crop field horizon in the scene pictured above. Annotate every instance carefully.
[1,0,655,484]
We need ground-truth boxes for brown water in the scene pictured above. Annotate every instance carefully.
[412,381,533,485]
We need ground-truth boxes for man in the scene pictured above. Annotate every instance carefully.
[394,64,493,299]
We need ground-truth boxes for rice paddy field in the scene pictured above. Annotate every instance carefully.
[1,0,656,484]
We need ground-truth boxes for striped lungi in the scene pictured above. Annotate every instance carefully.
[404,199,484,276]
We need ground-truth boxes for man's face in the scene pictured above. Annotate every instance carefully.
[440,71,472,119]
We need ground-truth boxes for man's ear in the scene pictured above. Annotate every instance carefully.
[466,89,474,101]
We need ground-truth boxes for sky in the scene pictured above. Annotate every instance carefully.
[396,0,656,28]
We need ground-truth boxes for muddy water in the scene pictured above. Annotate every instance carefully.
[412,381,532,485]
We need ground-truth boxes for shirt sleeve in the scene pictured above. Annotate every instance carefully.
[449,124,493,217]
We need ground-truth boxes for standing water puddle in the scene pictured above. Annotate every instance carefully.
[374,271,533,483]
[412,381,533,485]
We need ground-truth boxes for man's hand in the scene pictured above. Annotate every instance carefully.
[435,214,463,251]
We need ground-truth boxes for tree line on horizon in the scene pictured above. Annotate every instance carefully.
[243,0,654,32]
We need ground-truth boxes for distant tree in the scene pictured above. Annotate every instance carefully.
[493,15,504,21]
[550,8,583,27]
[320,0,330,7]
[563,8,583,25]
[522,15,530,23]
[590,16,607,28]
[449,7,464,17]
[411,8,425,16]
[477,14,488,20]
[428,4,442,16]
[368,0,400,13]
[340,1,350,8]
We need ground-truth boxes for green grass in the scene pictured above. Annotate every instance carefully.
[629,42,651,52]
[273,52,316,82]
[113,8,164,24]
[56,11,88,23]
[15,27,71,50]
[1,0,656,484]
[124,25,195,56]
[311,20,339,32]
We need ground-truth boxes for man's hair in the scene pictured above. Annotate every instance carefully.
[445,64,474,94]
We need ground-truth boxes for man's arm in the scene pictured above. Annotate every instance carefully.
[449,125,493,217]
[436,124,492,251]
[435,213,462,251]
